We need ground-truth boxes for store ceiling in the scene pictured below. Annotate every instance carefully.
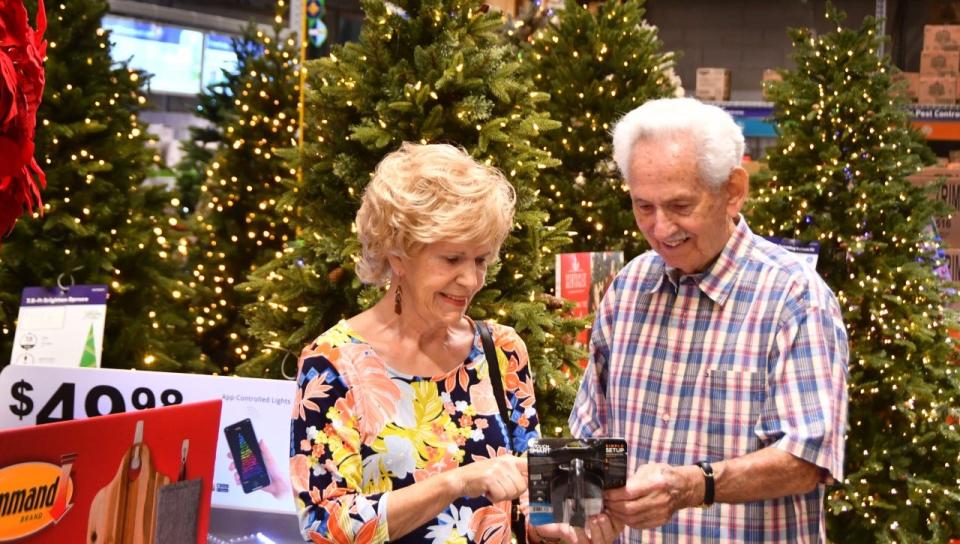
[127,0,276,22]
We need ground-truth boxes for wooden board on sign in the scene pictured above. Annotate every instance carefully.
[87,439,171,543]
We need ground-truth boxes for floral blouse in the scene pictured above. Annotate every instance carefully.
[290,320,540,543]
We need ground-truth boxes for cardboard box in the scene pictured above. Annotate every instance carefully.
[944,249,960,282]
[762,69,782,83]
[906,72,921,101]
[940,248,960,309]
[761,69,782,99]
[925,24,960,51]
[742,159,766,177]
[909,168,960,248]
[484,0,517,16]
[695,68,731,101]
[918,75,958,104]
[939,248,960,310]
[892,71,920,102]
[930,1,960,24]
[921,50,960,76]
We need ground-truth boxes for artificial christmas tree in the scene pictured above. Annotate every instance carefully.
[183,8,299,373]
[173,89,226,217]
[242,0,585,432]
[501,0,550,48]
[747,6,960,541]
[0,0,204,372]
[525,0,679,259]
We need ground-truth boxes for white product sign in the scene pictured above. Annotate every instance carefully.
[765,236,821,269]
[11,285,108,368]
[0,364,298,515]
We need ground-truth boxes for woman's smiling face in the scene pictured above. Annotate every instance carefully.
[392,241,495,325]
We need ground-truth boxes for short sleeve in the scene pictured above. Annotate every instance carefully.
[756,296,849,482]
[290,341,391,542]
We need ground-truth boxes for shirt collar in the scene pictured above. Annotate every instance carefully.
[641,215,754,306]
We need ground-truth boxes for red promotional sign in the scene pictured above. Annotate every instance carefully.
[556,252,624,367]
[0,400,220,543]
[557,253,593,320]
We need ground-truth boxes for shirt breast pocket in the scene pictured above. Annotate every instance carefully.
[704,369,766,459]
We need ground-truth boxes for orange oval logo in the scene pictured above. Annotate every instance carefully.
[0,461,74,542]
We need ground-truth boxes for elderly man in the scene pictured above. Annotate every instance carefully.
[569,98,848,543]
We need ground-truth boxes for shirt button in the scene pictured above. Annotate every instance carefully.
[661,413,671,422]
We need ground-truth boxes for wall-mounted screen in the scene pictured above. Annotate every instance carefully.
[202,33,239,90]
[103,14,204,95]
[102,15,238,96]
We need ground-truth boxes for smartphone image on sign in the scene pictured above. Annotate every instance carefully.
[223,418,271,493]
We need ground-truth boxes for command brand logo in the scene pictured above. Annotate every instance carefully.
[0,455,75,542]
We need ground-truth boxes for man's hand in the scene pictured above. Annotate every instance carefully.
[602,463,699,530]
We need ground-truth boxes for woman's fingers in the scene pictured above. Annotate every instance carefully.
[466,455,528,501]
[487,456,527,501]
[587,513,621,543]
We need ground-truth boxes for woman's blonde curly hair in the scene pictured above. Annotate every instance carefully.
[355,142,517,286]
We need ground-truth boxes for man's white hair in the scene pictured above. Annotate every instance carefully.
[612,97,745,188]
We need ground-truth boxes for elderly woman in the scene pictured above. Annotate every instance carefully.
[290,142,546,543]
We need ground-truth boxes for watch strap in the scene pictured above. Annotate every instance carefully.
[695,460,715,507]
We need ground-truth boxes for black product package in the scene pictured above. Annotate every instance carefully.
[527,437,628,527]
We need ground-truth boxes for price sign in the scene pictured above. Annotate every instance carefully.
[12,284,108,368]
[0,364,298,517]
[9,379,183,424]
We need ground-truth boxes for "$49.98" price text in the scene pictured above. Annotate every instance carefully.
[9,380,183,424]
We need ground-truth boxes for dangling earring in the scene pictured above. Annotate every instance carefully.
[394,284,403,315]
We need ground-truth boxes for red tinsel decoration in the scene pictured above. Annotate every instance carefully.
[0,0,46,236]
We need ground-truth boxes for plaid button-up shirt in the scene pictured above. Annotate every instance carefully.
[570,217,848,543]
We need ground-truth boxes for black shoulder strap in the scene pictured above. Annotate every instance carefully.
[476,320,516,451]
[476,320,526,543]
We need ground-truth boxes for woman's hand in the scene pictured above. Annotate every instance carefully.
[529,514,623,544]
[454,455,528,502]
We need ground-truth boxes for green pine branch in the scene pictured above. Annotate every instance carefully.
[179,16,301,375]
[746,4,960,540]
[524,0,680,260]
[0,0,204,372]
[242,0,585,433]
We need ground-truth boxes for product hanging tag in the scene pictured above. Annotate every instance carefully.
[11,284,108,368]
[766,236,821,269]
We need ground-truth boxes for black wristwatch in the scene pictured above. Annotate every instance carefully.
[694,460,715,507]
